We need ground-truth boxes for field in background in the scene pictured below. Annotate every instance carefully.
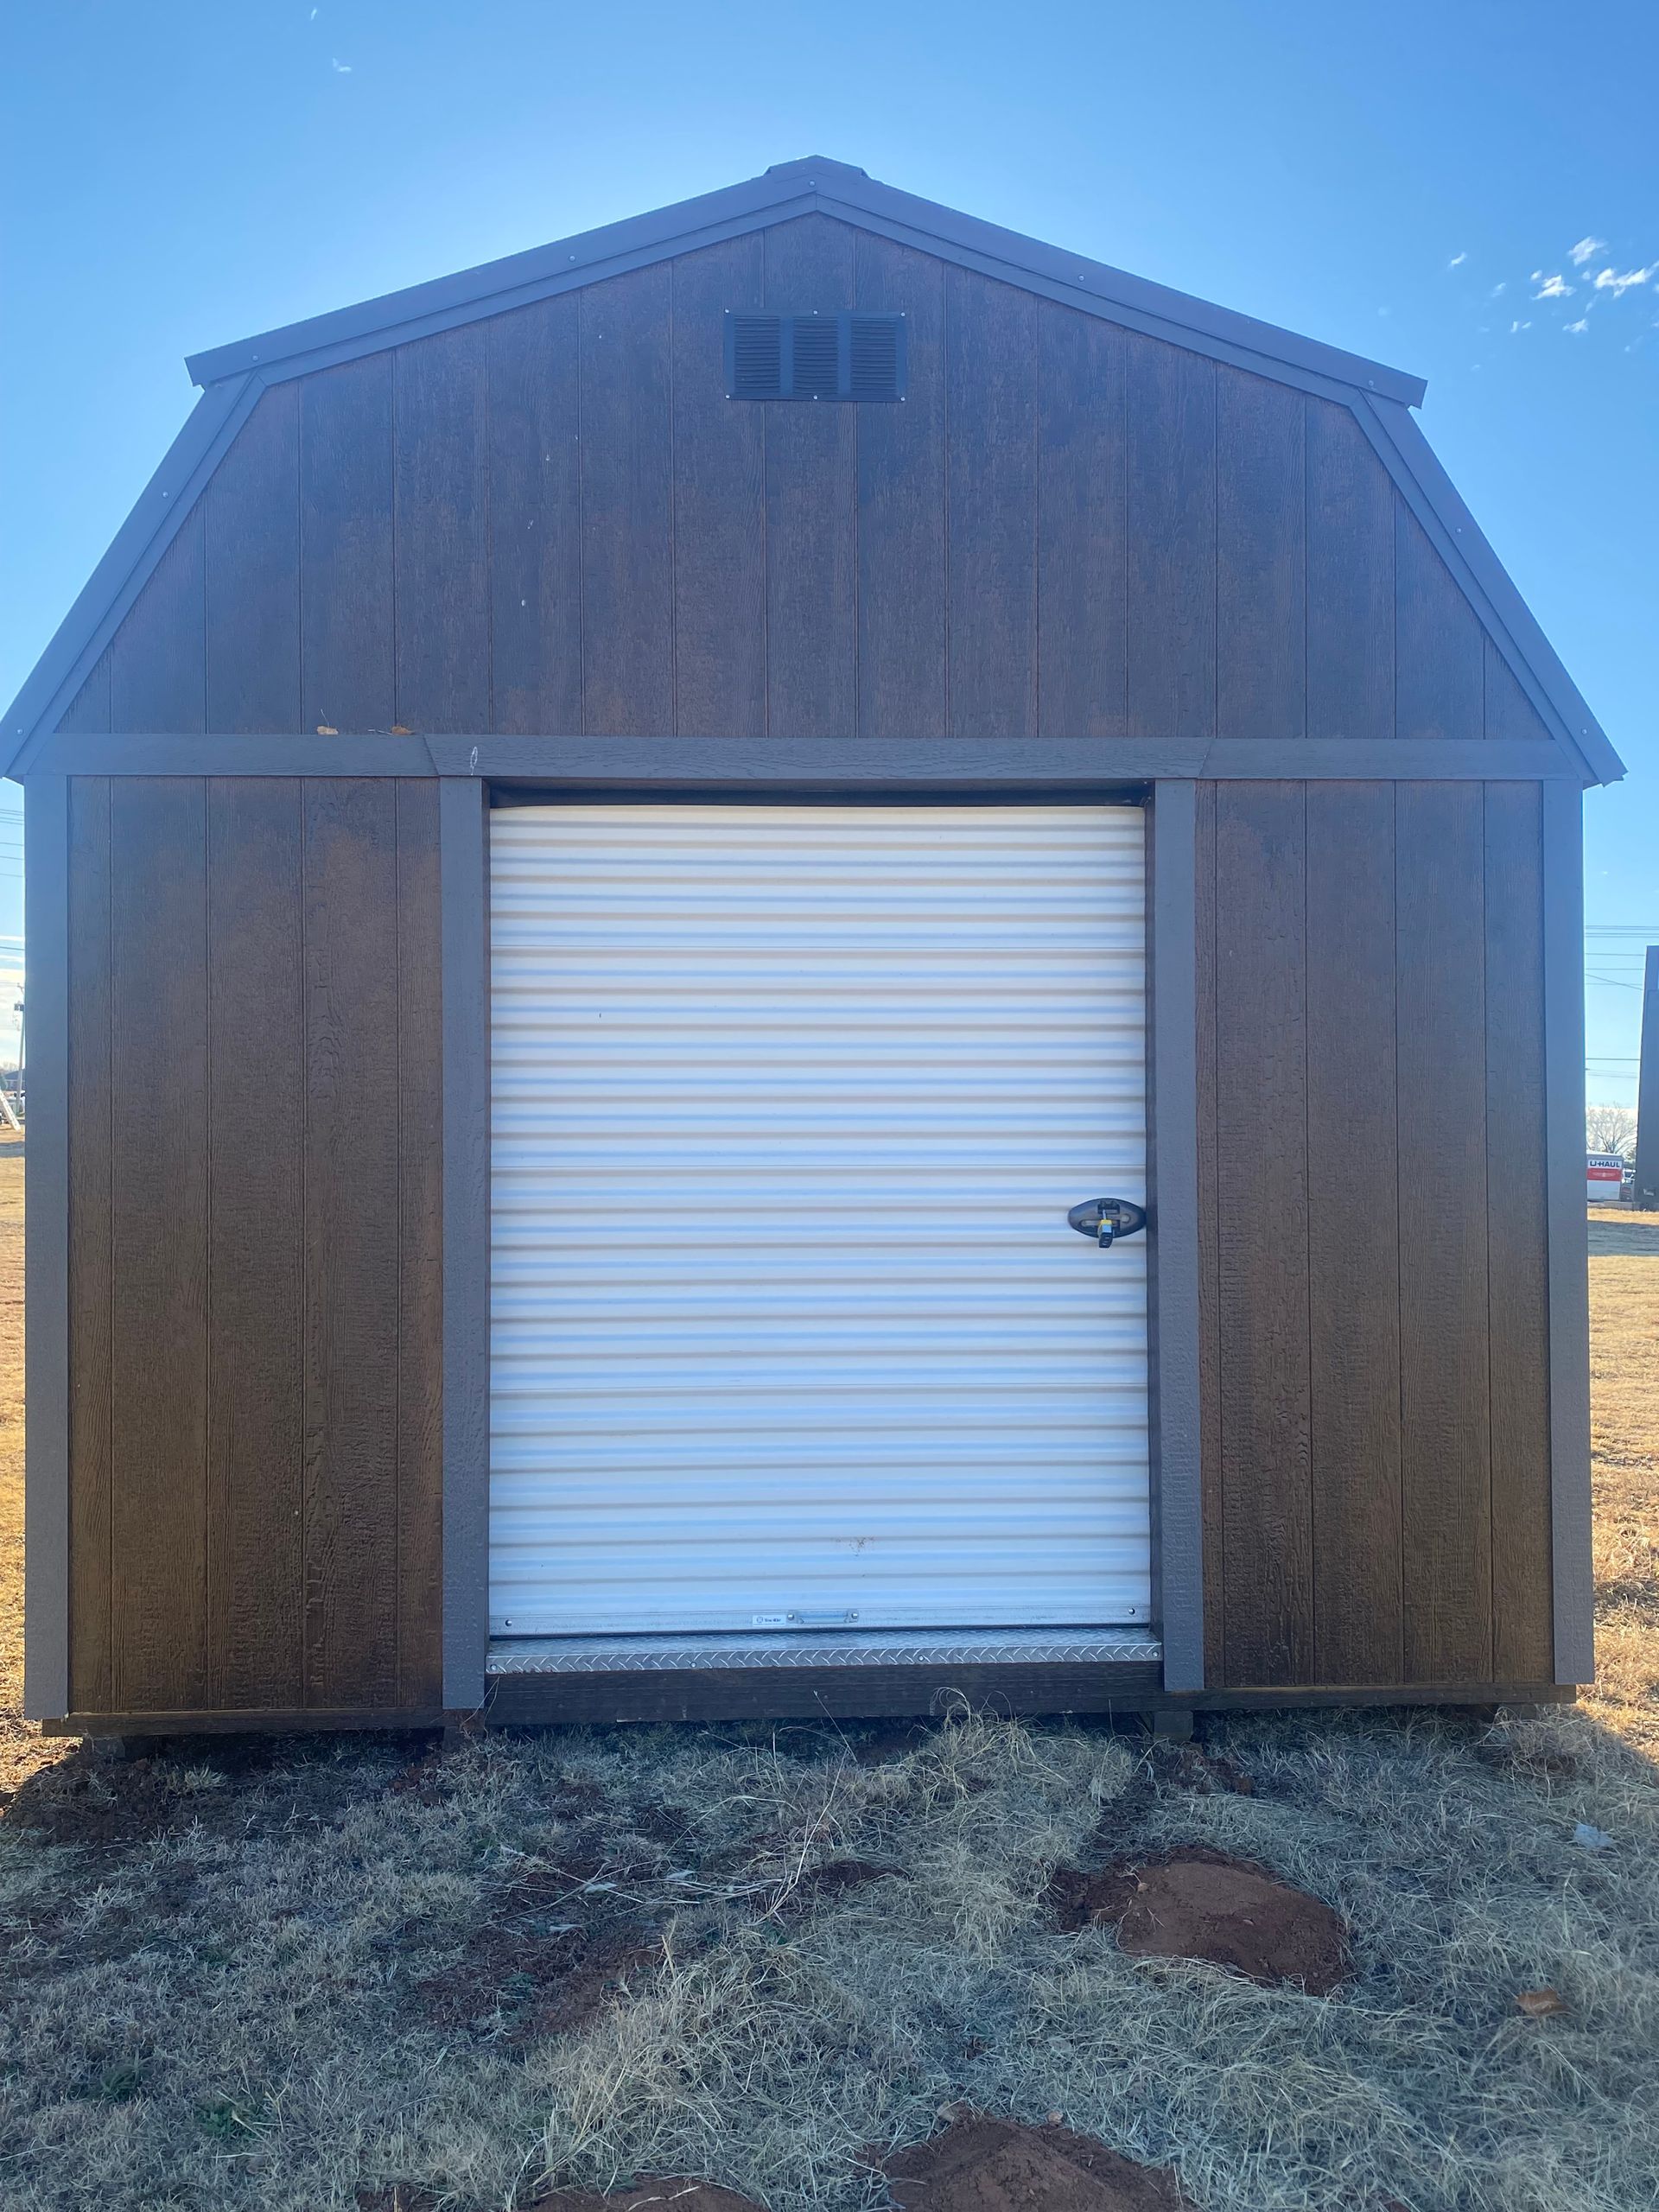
[0,1153,1655,2211]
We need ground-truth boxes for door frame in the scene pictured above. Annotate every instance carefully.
[440,775,1203,1707]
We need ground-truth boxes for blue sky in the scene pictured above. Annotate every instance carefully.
[2,0,1654,1100]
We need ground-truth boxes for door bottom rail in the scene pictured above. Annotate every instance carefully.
[487,1626,1164,1674]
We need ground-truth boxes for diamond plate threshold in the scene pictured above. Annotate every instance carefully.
[487,1628,1164,1675]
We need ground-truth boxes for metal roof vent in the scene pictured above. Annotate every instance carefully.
[725,311,906,402]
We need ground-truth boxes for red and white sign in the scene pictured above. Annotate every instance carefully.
[1587,1151,1624,1203]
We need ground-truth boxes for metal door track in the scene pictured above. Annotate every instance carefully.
[487,1627,1163,1675]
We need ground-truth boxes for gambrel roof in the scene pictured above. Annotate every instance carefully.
[3,156,1623,782]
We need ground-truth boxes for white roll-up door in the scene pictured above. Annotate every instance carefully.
[489,804,1149,1637]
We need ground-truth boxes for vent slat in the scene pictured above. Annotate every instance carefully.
[725,311,905,402]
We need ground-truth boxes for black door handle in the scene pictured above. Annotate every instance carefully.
[1067,1197,1147,1249]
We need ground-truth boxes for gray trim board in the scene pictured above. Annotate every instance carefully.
[1356,397,1623,791]
[35,734,436,778]
[440,777,491,1710]
[22,729,1583,783]
[437,734,1573,785]
[22,776,70,1720]
[1150,782,1204,1692]
[31,732,1585,786]
[1541,783,1594,1685]
[187,156,1423,405]
[3,374,266,780]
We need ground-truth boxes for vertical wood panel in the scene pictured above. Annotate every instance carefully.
[1395,781,1492,1679]
[67,778,113,1711]
[111,505,207,733]
[1213,783,1312,1683]
[946,267,1038,739]
[856,233,947,739]
[300,356,395,733]
[1306,781,1402,1681]
[1484,781,1553,1679]
[58,652,112,735]
[206,779,304,1706]
[580,264,675,734]
[1217,372,1306,740]
[1483,637,1547,746]
[1306,402,1394,742]
[1194,782,1224,1685]
[671,237,767,738]
[302,779,401,1706]
[487,295,582,736]
[205,385,302,733]
[108,779,209,1709]
[764,218,857,737]
[395,327,490,732]
[1126,342,1217,739]
[397,779,444,1706]
[1038,307,1127,738]
[1395,507,1484,741]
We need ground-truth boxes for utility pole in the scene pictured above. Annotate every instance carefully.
[1635,946,1659,1211]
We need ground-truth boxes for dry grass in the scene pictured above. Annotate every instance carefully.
[0,1157,1656,2212]
[1584,1207,1659,1753]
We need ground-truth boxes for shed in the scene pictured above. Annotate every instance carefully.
[9,158,1621,1737]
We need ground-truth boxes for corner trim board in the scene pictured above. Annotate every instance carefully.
[22,775,71,1719]
[1541,783,1593,1684]
[33,734,1580,785]
[1150,782,1203,1690]
[440,778,490,1709]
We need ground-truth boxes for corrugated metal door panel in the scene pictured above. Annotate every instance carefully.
[488,804,1149,1636]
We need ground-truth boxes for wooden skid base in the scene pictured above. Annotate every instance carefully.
[484,1661,1166,1726]
[41,1709,445,1738]
[38,1678,1574,1738]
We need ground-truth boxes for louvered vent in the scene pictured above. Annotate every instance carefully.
[724,311,906,401]
[728,315,784,399]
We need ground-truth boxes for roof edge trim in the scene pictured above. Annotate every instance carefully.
[184,158,1427,407]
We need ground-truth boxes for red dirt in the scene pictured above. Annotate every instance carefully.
[1048,1845,1350,1993]
[532,2183,765,2210]
[884,2113,1189,2212]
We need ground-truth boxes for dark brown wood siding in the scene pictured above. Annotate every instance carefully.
[65,774,442,1715]
[64,218,1556,753]
[1197,778,1554,1688]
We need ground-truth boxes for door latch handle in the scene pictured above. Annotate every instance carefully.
[1067,1197,1147,1249]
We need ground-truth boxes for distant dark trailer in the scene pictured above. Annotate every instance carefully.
[8,159,1618,1738]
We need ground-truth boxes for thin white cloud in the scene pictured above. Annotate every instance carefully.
[1490,281,1508,297]
[1592,264,1655,295]
[1565,316,1590,334]
[1568,236,1606,265]
[1532,271,1574,299]
[1509,319,1532,333]
[331,55,351,70]
[1448,250,1468,268]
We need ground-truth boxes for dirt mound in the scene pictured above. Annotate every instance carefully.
[885,2113,1188,2211]
[1049,1845,1350,1993]
[532,2183,764,2210]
